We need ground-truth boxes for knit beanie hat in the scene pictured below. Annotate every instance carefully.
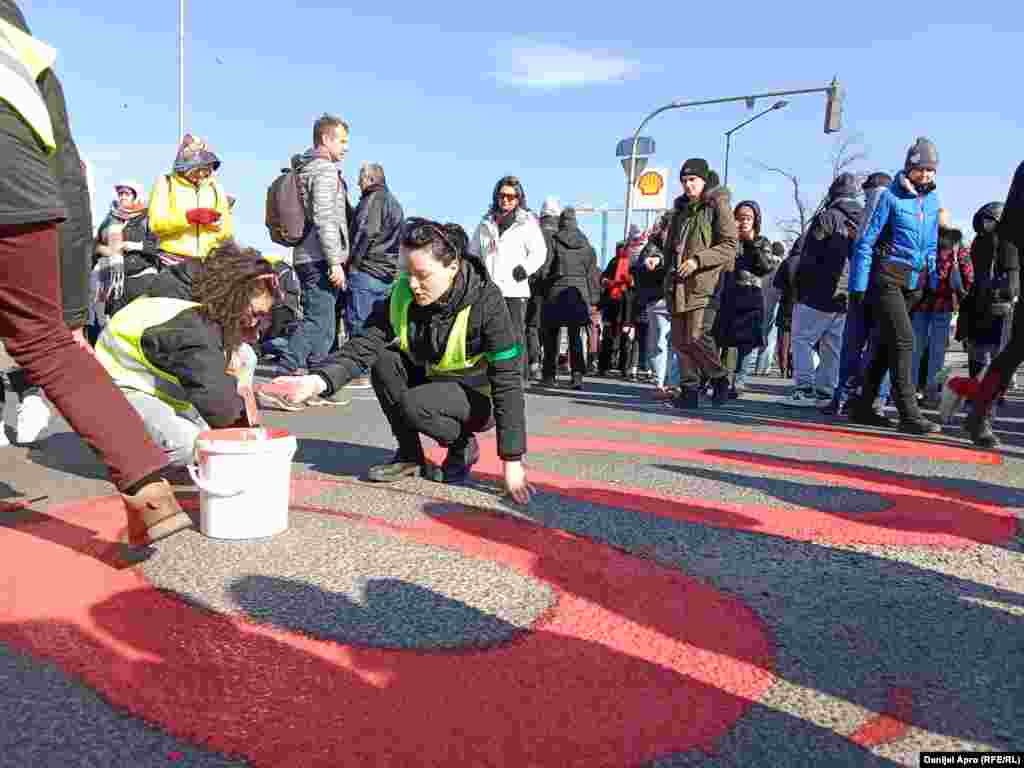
[938,227,962,252]
[679,158,710,182]
[904,137,938,172]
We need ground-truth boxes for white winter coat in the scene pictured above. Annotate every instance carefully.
[468,208,548,299]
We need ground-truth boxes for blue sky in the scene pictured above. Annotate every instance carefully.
[20,1,1022,265]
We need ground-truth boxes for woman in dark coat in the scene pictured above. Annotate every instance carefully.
[715,200,776,396]
[956,202,1020,378]
[540,208,598,389]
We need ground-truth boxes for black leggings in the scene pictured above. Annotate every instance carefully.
[861,269,921,419]
[370,347,494,459]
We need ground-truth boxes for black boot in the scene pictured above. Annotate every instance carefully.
[367,447,427,483]
[964,369,1005,448]
[711,376,731,406]
[848,396,895,428]
[898,416,942,435]
[438,435,480,484]
[673,386,700,410]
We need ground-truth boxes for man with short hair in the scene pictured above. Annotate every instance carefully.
[345,162,404,387]
[661,158,737,408]
[277,113,353,376]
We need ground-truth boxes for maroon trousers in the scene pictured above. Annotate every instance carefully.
[0,221,167,490]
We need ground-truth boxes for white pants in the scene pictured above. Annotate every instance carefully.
[791,303,846,394]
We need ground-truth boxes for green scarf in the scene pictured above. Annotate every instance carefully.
[679,198,713,262]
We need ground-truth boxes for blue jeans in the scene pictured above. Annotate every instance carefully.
[278,262,338,372]
[836,300,891,403]
[345,270,393,375]
[647,308,679,387]
[911,311,953,395]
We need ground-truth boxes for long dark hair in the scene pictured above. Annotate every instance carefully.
[489,175,528,216]
[193,239,276,359]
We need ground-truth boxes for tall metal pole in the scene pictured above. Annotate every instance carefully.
[724,133,732,188]
[623,84,834,240]
[178,0,184,141]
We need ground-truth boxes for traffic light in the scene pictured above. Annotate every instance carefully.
[824,79,844,134]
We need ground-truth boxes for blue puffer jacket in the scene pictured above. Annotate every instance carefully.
[850,172,939,293]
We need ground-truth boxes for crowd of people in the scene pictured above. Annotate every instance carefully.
[4,0,1024,549]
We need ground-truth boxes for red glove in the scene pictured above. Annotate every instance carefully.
[186,208,221,226]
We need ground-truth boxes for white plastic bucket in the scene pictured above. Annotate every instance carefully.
[187,427,297,540]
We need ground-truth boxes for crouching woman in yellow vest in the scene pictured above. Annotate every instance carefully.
[95,240,276,467]
[263,219,534,504]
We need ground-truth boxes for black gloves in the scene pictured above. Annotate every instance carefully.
[512,265,528,282]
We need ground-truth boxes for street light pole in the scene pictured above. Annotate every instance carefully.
[178,0,185,142]
[723,100,788,187]
[622,81,842,240]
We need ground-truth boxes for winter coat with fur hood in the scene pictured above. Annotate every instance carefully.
[662,182,738,313]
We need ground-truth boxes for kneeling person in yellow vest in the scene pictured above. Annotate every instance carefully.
[263,219,534,504]
[96,241,277,466]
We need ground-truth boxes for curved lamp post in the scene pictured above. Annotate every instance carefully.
[723,100,788,188]
[621,79,844,240]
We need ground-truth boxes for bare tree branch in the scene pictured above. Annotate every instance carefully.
[830,131,869,182]
[752,161,809,235]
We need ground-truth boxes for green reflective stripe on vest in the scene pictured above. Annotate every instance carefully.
[0,21,57,152]
[389,275,490,394]
[95,298,201,414]
[486,343,521,363]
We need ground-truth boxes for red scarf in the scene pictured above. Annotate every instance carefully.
[608,250,631,300]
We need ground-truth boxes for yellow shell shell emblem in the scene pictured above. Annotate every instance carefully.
[637,171,663,195]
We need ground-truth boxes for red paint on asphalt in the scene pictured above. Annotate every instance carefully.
[848,686,915,747]
[558,418,1002,465]
[424,433,1016,547]
[0,494,775,767]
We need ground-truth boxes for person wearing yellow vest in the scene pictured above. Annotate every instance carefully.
[95,241,276,468]
[147,133,233,266]
[261,218,533,503]
[0,0,194,546]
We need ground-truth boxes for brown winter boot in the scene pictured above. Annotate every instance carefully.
[119,479,193,546]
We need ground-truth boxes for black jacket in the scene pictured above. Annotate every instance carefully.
[795,174,864,313]
[0,1,93,329]
[350,183,404,282]
[145,260,198,302]
[140,306,244,427]
[96,209,160,276]
[542,221,598,326]
[315,255,527,460]
[961,202,1020,342]
[717,231,776,348]
[629,243,667,322]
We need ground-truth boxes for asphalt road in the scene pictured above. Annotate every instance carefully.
[0,351,1021,767]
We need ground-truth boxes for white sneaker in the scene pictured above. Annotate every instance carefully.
[15,394,51,444]
[784,388,818,407]
[0,420,9,448]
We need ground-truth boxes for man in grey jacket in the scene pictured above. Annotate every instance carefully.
[277,113,352,375]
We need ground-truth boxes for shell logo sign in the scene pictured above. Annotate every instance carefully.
[633,167,668,210]
[638,171,664,195]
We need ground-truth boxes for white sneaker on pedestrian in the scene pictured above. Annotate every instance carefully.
[0,421,10,448]
[15,394,51,443]
[784,388,818,407]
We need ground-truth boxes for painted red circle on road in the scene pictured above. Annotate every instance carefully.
[0,491,775,767]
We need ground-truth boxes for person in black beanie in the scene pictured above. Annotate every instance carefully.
[660,158,738,407]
